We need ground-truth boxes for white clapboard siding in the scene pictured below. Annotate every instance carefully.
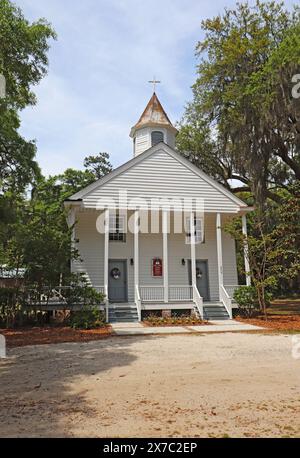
[73,210,135,300]
[73,211,238,302]
[81,148,242,213]
[135,128,150,156]
[72,211,103,285]
[135,128,176,157]
[139,233,163,287]
[168,214,222,301]
[221,215,239,287]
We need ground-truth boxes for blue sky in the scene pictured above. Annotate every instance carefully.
[17,0,295,176]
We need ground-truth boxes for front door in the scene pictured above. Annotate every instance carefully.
[108,260,127,302]
[188,260,210,301]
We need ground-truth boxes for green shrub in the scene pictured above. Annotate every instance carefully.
[143,312,207,326]
[65,277,105,306]
[69,305,106,330]
[0,287,24,328]
[0,286,54,328]
[233,285,273,317]
[233,286,260,317]
[0,276,106,328]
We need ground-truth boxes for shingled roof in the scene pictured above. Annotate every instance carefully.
[130,92,178,137]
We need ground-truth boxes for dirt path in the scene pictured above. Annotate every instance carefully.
[0,333,299,437]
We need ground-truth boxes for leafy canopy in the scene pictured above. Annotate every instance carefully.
[177,1,300,210]
[0,0,56,195]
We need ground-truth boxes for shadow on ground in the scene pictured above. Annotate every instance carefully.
[0,335,157,437]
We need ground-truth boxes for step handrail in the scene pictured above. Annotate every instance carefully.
[104,285,109,322]
[192,284,204,319]
[135,285,142,321]
[220,285,232,319]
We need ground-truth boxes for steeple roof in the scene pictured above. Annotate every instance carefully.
[130,92,178,137]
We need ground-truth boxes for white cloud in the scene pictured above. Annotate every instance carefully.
[17,0,296,176]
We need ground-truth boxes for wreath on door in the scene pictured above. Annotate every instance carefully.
[110,267,121,279]
[196,267,203,279]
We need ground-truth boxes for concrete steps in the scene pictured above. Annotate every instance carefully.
[108,303,139,323]
[203,302,230,320]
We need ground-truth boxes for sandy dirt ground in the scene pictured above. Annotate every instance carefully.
[0,332,300,438]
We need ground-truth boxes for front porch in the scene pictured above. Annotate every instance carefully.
[67,207,251,323]
[100,210,250,322]
[107,285,241,323]
[21,281,242,325]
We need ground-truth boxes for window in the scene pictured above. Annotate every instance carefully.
[185,217,204,244]
[151,131,164,146]
[109,214,126,242]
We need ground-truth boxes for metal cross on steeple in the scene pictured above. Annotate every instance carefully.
[148,77,161,92]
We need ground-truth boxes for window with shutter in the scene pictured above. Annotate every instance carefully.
[185,217,204,244]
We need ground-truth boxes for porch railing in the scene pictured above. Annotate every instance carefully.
[140,285,193,302]
[140,286,164,302]
[169,285,193,301]
[94,286,106,295]
[25,285,106,305]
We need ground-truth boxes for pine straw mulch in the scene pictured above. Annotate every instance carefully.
[235,299,300,333]
[236,315,300,332]
[0,325,113,348]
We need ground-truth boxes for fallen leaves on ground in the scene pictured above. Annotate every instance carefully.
[0,326,112,348]
[236,315,300,332]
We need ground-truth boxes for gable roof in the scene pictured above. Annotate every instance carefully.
[66,143,249,212]
[130,92,178,137]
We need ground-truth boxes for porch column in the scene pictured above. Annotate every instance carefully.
[67,207,76,272]
[242,214,251,286]
[104,208,109,322]
[190,212,197,290]
[216,213,224,297]
[134,210,139,302]
[162,210,169,303]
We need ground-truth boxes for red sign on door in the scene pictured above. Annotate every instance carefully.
[152,258,163,277]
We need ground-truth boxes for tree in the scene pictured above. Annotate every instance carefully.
[2,150,113,286]
[55,168,96,198]
[53,152,113,199]
[0,0,56,110]
[177,1,300,211]
[0,0,57,288]
[84,152,112,179]
[225,185,300,314]
[269,183,300,289]
[0,111,40,194]
[0,0,56,195]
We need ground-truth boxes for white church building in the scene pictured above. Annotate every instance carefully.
[65,92,251,322]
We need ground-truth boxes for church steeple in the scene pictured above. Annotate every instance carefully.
[130,92,177,157]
